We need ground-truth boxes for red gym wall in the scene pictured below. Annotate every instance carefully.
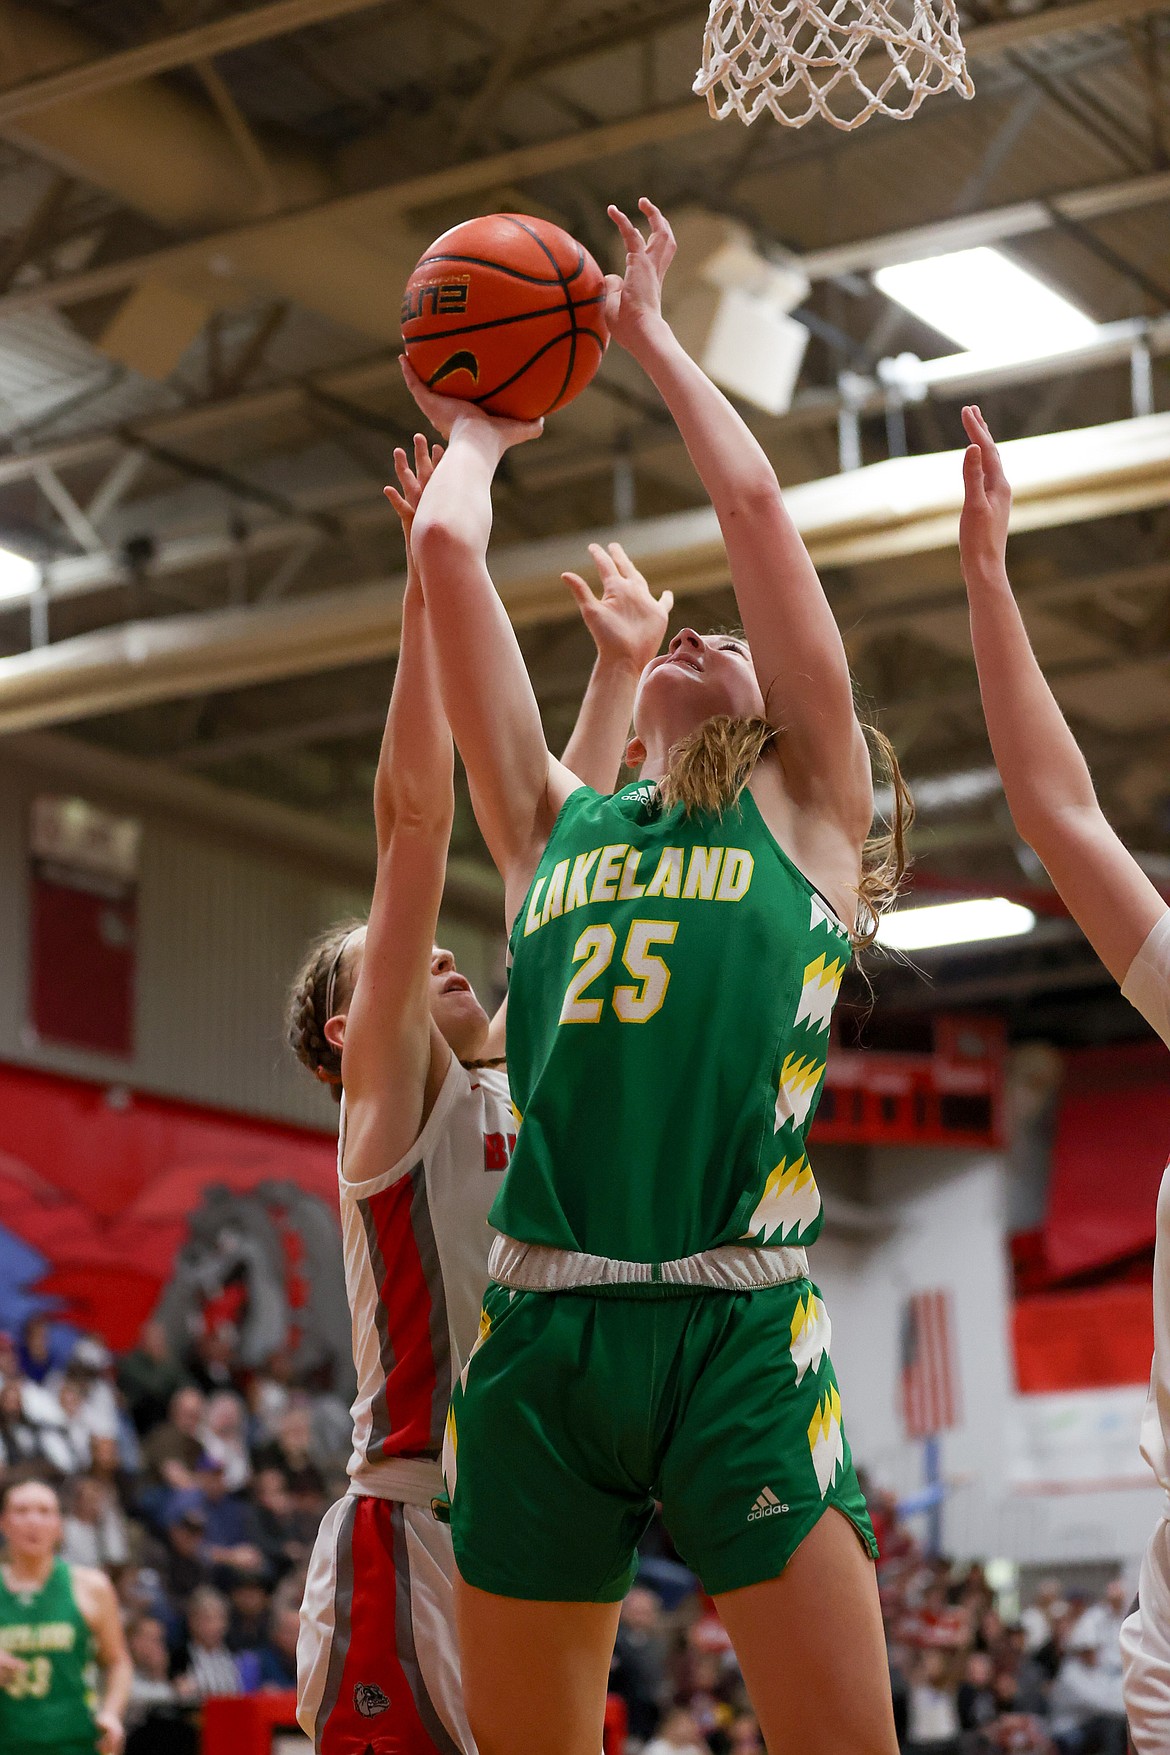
[0,1060,339,1354]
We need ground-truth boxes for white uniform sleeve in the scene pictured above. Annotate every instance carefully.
[1122,910,1170,1048]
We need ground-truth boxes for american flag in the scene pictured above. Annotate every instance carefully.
[900,1289,960,1439]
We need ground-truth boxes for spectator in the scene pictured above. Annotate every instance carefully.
[188,1454,265,1579]
[126,1615,178,1722]
[187,1325,238,1397]
[1049,1624,1127,1754]
[141,1387,205,1496]
[61,1472,131,1570]
[119,1320,190,1438]
[248,1353,295,1444]
[250,1466,307,1579]
[0,1375,80,1474]
[51,1336,121,1453]
[256,1603,301,1689]
[252,1401,326,1499]
[1068,1579,1127,1683]
[643,1706,711,1755]
[905,1649,961,1753]
[199,1392,251,1493]
[226,1569,271,1655]
[18,1315,55,1384]
[610,1585,669,1743]
[161,1506,212,1604]
[175,1585,244,1699]
[959,1650,1000,1732]
[1022,1581,1063,1654]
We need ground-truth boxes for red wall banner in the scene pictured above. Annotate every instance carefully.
[0,1060,341,1359]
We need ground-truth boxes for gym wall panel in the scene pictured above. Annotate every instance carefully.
[0,755,502,1130]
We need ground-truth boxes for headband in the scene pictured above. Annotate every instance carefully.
[324,929,359,1020]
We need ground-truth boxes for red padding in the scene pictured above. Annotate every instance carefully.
[1013,1282,1154,1393]
[1045,1044,1170,1278]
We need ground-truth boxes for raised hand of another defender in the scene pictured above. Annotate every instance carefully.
[604,198,677,354]
[399,356,543,451]
[563,542,674,676]
[959,405,1012,586]
[384,432,444,542]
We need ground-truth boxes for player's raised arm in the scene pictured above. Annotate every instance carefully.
[334,438,457,1174]
[403,364,583,913]
[605,199,871,842]
[960,404,1163,982]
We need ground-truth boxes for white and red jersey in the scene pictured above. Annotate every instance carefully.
[1120,909,1170,1755]
[338,1055,514,1501]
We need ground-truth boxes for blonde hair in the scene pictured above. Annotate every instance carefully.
[656,713,913,948]
[285,918,365,1097]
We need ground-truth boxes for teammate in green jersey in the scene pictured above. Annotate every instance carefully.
[402,199,912,1755]
[0,1479,131,1755]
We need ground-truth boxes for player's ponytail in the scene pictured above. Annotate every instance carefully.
[285,920,365,1099]
[855,723,914,948]
[657,715,776,819]
[657,710,913,948]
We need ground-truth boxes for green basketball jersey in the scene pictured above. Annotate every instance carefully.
[494,778,852,1268]
[0,1559,97,1750]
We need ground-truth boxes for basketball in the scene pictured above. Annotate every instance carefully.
[400,213,609,421]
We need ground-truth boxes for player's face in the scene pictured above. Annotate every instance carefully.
[634,629,765,749]
[1,1484,62,1559]
[429,947,491,1061]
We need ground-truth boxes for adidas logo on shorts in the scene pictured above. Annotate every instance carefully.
[747,1486,789,1522]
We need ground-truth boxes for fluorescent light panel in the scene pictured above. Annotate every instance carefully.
[874,246,1097,362]
[0,546,38,602]
[877,896,1036,951]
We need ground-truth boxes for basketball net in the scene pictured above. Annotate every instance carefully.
[693,0,974,131]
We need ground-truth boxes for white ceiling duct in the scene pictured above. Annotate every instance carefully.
[1,411,1169,736]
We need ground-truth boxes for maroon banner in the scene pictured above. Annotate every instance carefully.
[1045,1043,1170,1279]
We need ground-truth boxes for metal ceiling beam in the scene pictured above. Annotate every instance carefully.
[0,0,1160,323]
[2,410,1169,734]
[0,0,390,128]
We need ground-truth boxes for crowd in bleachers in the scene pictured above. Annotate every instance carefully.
[609,1482,1131,1754]
[0,1316,1135,1754]
[0,1315,350,1752]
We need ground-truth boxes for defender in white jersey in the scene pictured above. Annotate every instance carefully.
[959,405,1170,1754]
[286,435,670,1754]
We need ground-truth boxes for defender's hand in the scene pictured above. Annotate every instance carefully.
[563,541,673,673]
[959,405,1012,583]
[384,432,444,538]
[604,199,677,353]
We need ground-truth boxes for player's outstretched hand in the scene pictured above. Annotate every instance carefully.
[959,405,1012,587]
[95,1707,126,1755]
[605,199,676,353]
[563,541,674,673]
[0,1649,26,1687]
[384,432,444,538]
[399,357,543,450]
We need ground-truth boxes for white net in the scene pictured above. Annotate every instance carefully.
[693,0,974,131]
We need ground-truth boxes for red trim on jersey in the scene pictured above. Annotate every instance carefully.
[366,1176,439,1459]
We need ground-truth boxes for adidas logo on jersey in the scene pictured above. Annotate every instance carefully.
[747,1486,789,1522]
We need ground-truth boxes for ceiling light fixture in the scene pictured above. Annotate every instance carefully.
[874,246,1097,362]
[877,896,1036,951]
[0,546,39,602]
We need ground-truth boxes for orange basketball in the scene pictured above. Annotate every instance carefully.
[400,214,608,421]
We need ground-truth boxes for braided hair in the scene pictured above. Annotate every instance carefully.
[286,919,365,1099]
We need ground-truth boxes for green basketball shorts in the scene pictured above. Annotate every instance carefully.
[442,1276,877,1602]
